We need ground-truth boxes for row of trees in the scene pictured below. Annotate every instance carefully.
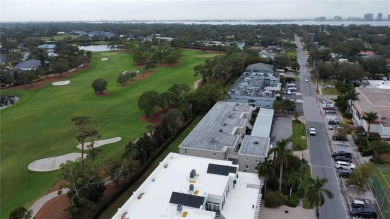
[125,42,182,71]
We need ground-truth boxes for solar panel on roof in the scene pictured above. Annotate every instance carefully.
[169,192,205,208]
[207,163,237,176]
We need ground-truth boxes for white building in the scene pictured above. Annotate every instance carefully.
[112,153,262,219]
[351,81,390,140]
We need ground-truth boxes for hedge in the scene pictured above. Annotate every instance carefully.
[264,190,286,208]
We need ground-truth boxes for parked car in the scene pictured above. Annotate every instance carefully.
[334,155,352,162]
[339,169,352,178]
[309,127,316,136]
[332,151,352,158]
[335,161,355,171]
[351,206,377,218]
[332,135,348,141]
[328,125,341,130]
[288,87,297,91]
[305,78,309,82]
[286,90,292,95]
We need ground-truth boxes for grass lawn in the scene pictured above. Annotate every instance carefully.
[322,87,340,96]
[0,49,214,218]
[291,120,308,151]
[301,164,314,209]
[286,49,297,59]
[369,163,390,198]
[98,113,205,219]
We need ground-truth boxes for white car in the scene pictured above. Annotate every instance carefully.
[335,161,355,171]
[309,127,316,136]
[286,90,292,95]
[305,78,309,82]
[288,87,297,91]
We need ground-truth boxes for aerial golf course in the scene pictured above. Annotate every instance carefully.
[0,49,218,218]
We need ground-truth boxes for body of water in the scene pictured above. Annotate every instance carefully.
[128,20,390,26]
[79,45,112,52]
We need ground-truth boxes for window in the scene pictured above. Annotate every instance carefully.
[213,153,216,156]
[245,165,249,169]
[246,157,249,160]
[255,158,260,163]
[184,149,187,153]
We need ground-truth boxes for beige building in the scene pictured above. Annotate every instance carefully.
[351,81,390,140]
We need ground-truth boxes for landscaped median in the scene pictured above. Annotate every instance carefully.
[292,120,308,151]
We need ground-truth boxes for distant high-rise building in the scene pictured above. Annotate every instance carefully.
[315,17,326,21]
[334,16,342,21]
[388,14,390,20]
[364,13,374,21]
[377,12,383,20]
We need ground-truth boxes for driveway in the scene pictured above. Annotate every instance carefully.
[270,115,292,147]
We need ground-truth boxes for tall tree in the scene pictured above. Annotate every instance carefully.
[285,172,300,197]
[71,116,99,174]
[257,157,275,196]
[138,90,161,117]
[346,163,372,194]
[305,176,334,218]
[362,111,378,137]
[267,138,292,191]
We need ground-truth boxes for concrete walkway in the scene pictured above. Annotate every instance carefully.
[30,188,69,218]
[76,137,121,149]
[258,202,314,219]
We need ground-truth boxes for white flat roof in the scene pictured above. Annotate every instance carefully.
[179,102,251,152]
[252,108,274,137]
[112,153,261,219]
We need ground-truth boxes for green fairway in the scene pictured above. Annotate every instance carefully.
[0,49,214,218]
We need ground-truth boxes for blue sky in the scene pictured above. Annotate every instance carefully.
[1,0,389,21]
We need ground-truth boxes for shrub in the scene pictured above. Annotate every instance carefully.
[264,190,286,208]
[286,194,299,207]
[362,149,373,157]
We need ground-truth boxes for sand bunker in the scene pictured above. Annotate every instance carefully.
[76,137,121,150]
[28,153,85,172]
[101,58,108,61]
[52,80,70,86]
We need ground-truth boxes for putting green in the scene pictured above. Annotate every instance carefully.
[0,49,218,218]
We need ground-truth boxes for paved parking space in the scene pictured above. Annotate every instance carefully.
[270,115,292,147]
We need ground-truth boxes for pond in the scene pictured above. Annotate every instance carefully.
[79,45,113,52]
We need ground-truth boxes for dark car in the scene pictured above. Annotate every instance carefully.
[332,135,348,141]
[334,155,352,162]
[332,151,352,158]
[339,169,352,178]
[351,206,377,218]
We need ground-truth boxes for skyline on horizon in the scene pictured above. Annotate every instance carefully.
[1,0,390,22]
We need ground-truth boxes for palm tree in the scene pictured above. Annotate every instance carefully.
[305,176,334,218]
[285,172,300,197]
[362,111,378,137]
[346,89,359,112]
[268,138,292,191]
[257,157,275,195]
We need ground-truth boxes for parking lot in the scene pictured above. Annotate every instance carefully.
[284,81,304,115]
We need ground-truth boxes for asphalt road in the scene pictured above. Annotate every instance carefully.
[295,36,349,219]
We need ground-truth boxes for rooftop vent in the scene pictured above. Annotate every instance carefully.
[177,204,183,212]
[189,184,194,192]
[254,141,259,145]
[190,169,196,179]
